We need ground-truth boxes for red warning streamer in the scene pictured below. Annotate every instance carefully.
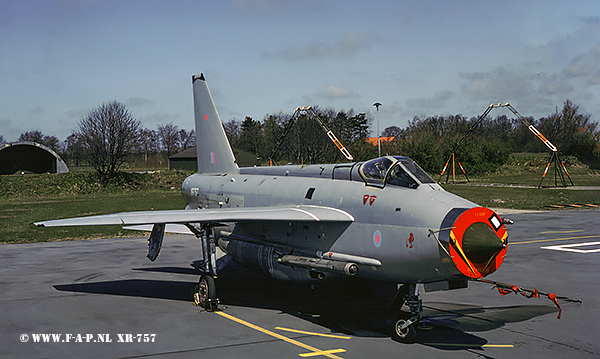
[474,278,580,319]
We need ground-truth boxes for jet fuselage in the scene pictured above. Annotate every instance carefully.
[181,158,504,286]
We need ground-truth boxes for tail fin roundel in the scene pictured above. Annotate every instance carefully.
[192,74,239,174]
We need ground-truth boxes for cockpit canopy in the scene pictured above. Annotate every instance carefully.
[359,156,435,188]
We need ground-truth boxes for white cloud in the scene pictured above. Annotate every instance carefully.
[561,42,600,85]
[461,66,556,105]
[0,116,25,142]
[319,85,360,100]
[127,96,154,107]
[539,74,574,96]
[578,16,600,26]
[458,66,561,116]
[65,108,88,119]
[264,31,383,61]
[144,112,182,124]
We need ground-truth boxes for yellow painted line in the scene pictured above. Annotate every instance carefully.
[215,311,345,359]
[510,235,600,245]
[275,327,352,340]
[299,349,347,357]
[540,230,583,234]
[483,344,514,348]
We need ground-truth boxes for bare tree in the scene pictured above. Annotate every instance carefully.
[76,101,141,180]
[157,122,180,157]
[136,128,160,163]
[178,128,195,150]
[64,133,86,167]
[223,119,241,145]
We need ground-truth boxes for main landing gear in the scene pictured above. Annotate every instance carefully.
[188,224,220,312]
[391,284,424,343]
[195,274,218,311]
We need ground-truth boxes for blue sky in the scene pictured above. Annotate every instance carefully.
[1,0,599,142]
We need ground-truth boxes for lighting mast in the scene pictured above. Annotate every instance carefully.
[373,102,382,157]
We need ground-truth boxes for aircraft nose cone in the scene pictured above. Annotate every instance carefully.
[462,222,506,264]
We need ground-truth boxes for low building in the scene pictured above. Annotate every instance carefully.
[168,146,260,170]
[366,136,395,146]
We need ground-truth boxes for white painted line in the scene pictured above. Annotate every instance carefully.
[541,241,600,253]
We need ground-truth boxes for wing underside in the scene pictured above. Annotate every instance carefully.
[34,205,355,228]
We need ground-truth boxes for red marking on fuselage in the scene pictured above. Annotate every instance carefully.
[406,233,414,248]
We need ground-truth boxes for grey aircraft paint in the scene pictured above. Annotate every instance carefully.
[35,74,510,342]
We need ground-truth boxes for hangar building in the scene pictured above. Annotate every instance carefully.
[0,141,69,175]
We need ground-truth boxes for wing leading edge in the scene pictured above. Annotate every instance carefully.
[34,205,355,228]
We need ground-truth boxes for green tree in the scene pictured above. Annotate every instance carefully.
[382,126,404,138]
[538,99,599,167]
[269,108,372,164]
[261,113,287,163]
[237,117,262,158]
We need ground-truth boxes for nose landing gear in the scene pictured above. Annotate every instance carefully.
[391,284,424,343]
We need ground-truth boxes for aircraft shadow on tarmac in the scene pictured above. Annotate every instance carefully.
[53,262,556,349]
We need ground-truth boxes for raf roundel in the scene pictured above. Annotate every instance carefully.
[373,230,382,248]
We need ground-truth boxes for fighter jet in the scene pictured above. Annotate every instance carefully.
[35,73,510,342]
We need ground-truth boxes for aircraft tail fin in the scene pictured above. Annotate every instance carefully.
[192,74,239,174]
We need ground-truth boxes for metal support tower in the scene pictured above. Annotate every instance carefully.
[438,103,573,188]
[268,106,354,165]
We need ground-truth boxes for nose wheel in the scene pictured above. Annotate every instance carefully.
[391,284,423,343]
[394,318,417,343]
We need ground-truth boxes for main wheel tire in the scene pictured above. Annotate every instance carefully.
[393,319,417,343]
[196,275,216,309]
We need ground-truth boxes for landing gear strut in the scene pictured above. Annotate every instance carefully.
[188,224,220,311]
[391,284,423,343]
